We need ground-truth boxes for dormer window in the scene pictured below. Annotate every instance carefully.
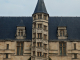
[38,14,42,19]
[18,29,23,36]
[57,27,67,39]
[16,20,26,39]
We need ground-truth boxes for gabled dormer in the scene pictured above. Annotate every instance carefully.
[57,19,68,39]
[16,20,26,39]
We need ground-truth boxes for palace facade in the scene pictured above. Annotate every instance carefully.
[0,0,80,60]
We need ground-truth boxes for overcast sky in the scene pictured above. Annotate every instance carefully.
[0,0,80,16]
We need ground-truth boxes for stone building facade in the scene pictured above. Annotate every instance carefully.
[0,0,80,60]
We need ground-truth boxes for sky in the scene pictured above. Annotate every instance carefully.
[0,0,80,16]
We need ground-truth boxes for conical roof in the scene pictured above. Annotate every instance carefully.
[33,0,48,14]
[17,20,25,27]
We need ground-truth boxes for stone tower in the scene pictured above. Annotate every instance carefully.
[31,0,49,60]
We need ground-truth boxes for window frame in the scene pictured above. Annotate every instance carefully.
[38,24,42,28]
[38,14,42,19]
[18,29,23,36]
[37,33,42,39]
[74,54,77,59]
[6,44,9,50]
[17,42,24,55]
[59,42,66,55]
[37,52,42,57]
[60,29,64,36]
[74,44,76,50]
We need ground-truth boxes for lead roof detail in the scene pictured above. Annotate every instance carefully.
[33,0,48,14]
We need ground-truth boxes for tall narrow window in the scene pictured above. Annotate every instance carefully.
[37,33,42,39]
[44,35,47,40]
[37,52,42,57]
[59,42,66,55]
[44,53,47,57]
[38,14,42,19]
[34,23,36,28]
[33,51,35,56]
[44,26,47,30]
[74,54,77,59]
[6,54,8,58]
[74,44,76,50]
[34,15,36,20]
[44,15,47,20]
[38,24,42,28]
[33,42,36,47]
[17,42,24,55]
[60,30,64,36]
[33,33,36,38]
[44,44,47,49]
[37,42,42,47]
[7,44,9,49]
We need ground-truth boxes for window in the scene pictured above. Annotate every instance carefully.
[33,33,36,38]
[74,44,76,50]
[33,51,35,56]
[17,42,24,55]
[74,54,77,59]
[37,42,42,47]
[7,44,9,49]
[37,33,42,38]
[59,42,66,55]
[44,35,47,40]
[6,54,8,58]
[37,52,42,57]
[44,53,47,57]
[34,15,36,20]
[44,15,47,20]
[38,24,42,28]
[18,30,23,36]
[38,14,42,19]
[60,30,64,36]
[33,42,36,47]
[44,44,47,49]
[34,23,36,28]
[44,26,47,30]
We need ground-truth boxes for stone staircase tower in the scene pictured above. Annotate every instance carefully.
[31,0,49,60]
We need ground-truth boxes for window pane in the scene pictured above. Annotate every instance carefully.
[60,43,62,46]
[21,43,23,46]
[17,47,20,55]
[74,44,76,50]
[40,52,41,56]
[63,43,65,46]
[6,54,8,58]
[21,32,23,36]
[20,47,23,55]
[60,47,62,55]
[17,43,20,46]
[63,47,66,55]
[7,44,9,49]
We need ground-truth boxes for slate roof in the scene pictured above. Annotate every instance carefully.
[0,17,80,40]
[33,0,48,14]
[58,17,66,27]
[17,20,25,27]
[0,17,32,40]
